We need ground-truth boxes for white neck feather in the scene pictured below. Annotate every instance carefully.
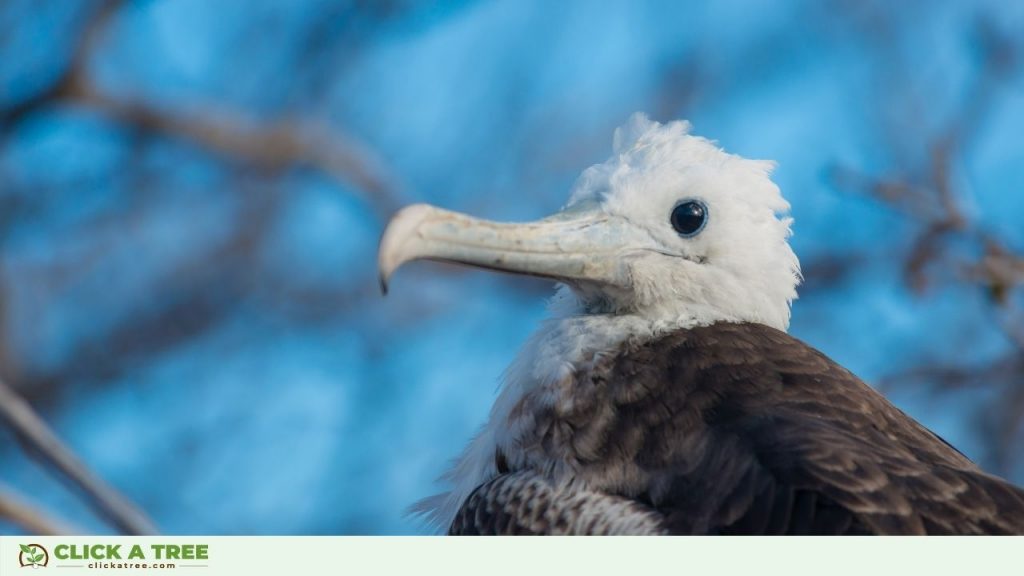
[412,286,733,532]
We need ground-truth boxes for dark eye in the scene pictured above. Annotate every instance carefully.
[670,200,708,237]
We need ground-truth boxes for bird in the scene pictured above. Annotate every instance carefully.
[377,114,1024,535]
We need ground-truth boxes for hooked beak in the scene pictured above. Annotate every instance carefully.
[378,203,651,294]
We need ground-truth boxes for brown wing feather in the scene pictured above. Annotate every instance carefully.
[622,323,1024,534]
[451,322,1024,535]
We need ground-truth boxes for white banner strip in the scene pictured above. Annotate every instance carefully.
[1,535,1022,576]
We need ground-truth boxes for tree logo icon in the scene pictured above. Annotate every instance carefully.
[18,544,48,568]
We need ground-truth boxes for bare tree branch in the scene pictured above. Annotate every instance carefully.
[0,0,404,221]
[67,80,404,219]
[822,13,1024,476]
[0,483,80,535]
[0,379,157,535]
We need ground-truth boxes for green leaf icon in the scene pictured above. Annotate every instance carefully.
[32,554,43,563]
[20,544,33,554]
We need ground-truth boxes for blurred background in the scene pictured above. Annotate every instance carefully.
[1,0,1023,535]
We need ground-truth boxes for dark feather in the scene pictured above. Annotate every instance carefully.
[450,471,667,535]
[450,322,1024,535]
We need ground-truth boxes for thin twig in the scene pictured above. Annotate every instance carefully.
[0,379,157,535]
[72,82,403,219]
[0,483,80,535]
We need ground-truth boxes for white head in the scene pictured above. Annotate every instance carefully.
[380,114,801,332]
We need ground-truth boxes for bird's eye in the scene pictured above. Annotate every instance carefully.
[670,200,708,237]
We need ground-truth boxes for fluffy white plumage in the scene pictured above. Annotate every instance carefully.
[410,114,802,531]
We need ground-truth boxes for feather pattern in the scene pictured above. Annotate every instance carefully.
[450,322,1024,535]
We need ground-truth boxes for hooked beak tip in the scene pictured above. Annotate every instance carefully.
[377,203,438,295]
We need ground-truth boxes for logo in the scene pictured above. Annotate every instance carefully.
[13,542,208,570]
[18,544,48,568]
